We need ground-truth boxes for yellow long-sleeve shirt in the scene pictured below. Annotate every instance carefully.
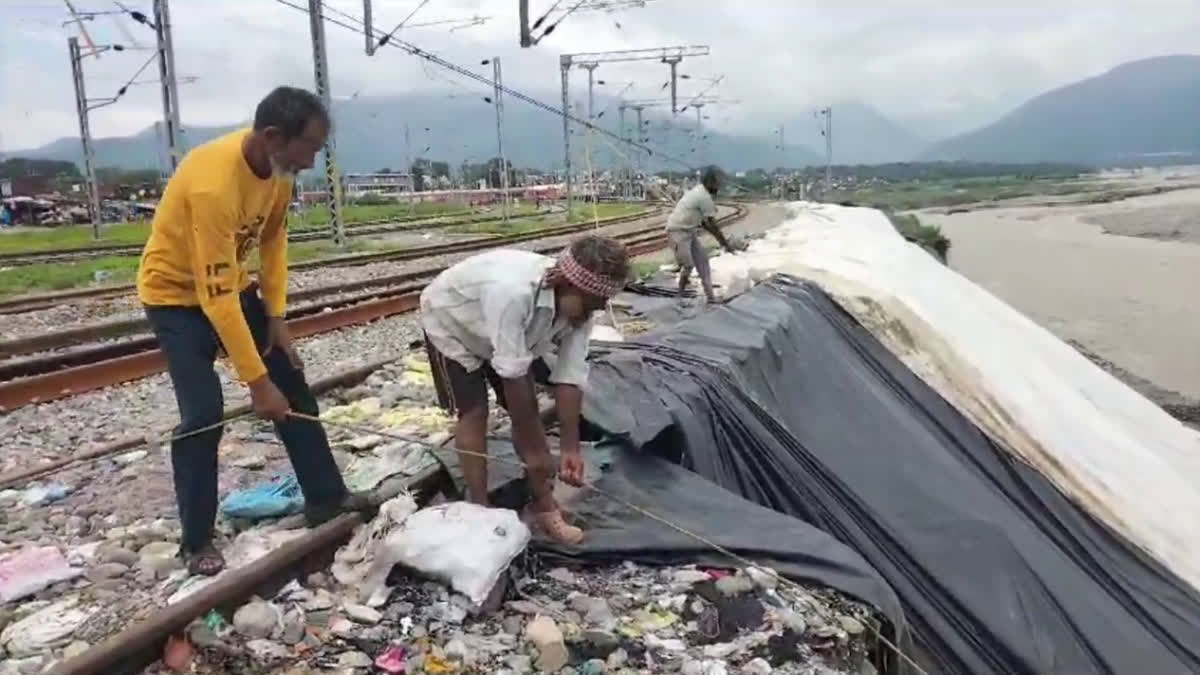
[138,128,293,383]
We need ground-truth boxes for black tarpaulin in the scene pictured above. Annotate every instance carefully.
[581,276,1200,675]
[445,438,909,673]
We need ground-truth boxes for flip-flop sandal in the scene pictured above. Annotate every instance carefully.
[526,507,584,545]
[182,544,226,577]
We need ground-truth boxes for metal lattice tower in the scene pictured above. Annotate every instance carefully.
[307,0,346,247]
[559,46,709,216]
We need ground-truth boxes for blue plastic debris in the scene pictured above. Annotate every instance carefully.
[220,474,305,520]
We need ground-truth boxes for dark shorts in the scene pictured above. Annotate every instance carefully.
[424,334,551,417]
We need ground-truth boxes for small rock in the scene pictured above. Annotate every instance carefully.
[281,609,306,645]
[673,569,711,585]
[547,568,576,585]
[233,600,280,639]
[62,641,90,659]
[343,603,381,625]
[337,651,373,668]
[605,648,627,669]
[777,609,807,633]
[188,623,221,648]
[745,566,777,591]
[506,600,542,615]
[246,639,291,660]
[580,658,607,674]
[580,630,618,656]
[328,617,355,638]
[714,574,754,597]
[839,615,865,636]
[743,657,773,674]
[99,547,139,566]
[87,562,129,581]
[525,615,568,671]
[444,637,469,662]
[502,614,525,636]
[232,455,267,470]
[504,654,533,673]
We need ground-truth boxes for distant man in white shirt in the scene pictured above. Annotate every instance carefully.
[419,235,630,544]
[665,165,736,303]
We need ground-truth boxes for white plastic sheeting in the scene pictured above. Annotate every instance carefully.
[710,201,1200,594]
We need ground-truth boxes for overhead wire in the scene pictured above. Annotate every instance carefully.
[270,0,695,171]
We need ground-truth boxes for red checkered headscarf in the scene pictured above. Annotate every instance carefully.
[550,247,625,299]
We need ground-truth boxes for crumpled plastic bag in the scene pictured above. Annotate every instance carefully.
[344,442,439,493]
[333,493,421,594]
[220,474,305,520]
[0,546,84,603]
[1,596,96,657]
[358,502,530,607]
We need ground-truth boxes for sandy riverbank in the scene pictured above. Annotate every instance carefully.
[922,186,1200,404]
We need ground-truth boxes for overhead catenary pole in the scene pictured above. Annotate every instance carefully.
[558,47,710,210]
[634,105,644,199]
[663,55,682,114]
[822,106,832,190]
[152,0,184,173]
[68,37,102,240]
[693,102,705,164]
[618,103,628,200]
[307,0,347,247]
[559,56,572,219]
[492,56,510,224]
[403,123,414,216]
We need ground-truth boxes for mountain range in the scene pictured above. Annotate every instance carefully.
[11,54,1200,171]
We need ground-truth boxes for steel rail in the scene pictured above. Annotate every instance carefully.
[0,209,668,359]
[0,208,661,314]
[0,206,743,411]
[0,207,552,267]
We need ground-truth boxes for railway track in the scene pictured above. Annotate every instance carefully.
[0,206,559,267]
[13,206,748,675]
[0,207,661,315]
[0,206,744,411]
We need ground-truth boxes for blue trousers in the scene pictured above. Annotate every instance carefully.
[145,287,347,552]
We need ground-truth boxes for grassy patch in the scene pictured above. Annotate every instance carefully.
[887,213,950,263]
[0,255,142,296]
[836,177,1116,211]
[453,217,548,236]
[568,202,648,221]
[291,201,473,229]
[0,221,152,254]
[0,239,380,297]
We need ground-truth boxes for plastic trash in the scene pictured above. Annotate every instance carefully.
[0,546,84,603]
[374,644,407,673]
[359,502,530,607]
[0,597,96,657]
[332,493,420,589]
[21,481,71,507]
[220,474,305,520]
[344,442,438,493]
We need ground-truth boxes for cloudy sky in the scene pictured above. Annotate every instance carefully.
[3,0,1199,152]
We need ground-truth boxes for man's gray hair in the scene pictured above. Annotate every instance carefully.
[253,86,330,139]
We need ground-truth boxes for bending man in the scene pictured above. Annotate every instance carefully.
[420,235,630,544]
[138,87,371,576]
[665,165,736,303]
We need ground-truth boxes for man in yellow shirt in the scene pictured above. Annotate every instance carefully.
[138,87,371,576]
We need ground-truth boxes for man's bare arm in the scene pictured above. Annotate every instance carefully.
[702,216,735,252]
